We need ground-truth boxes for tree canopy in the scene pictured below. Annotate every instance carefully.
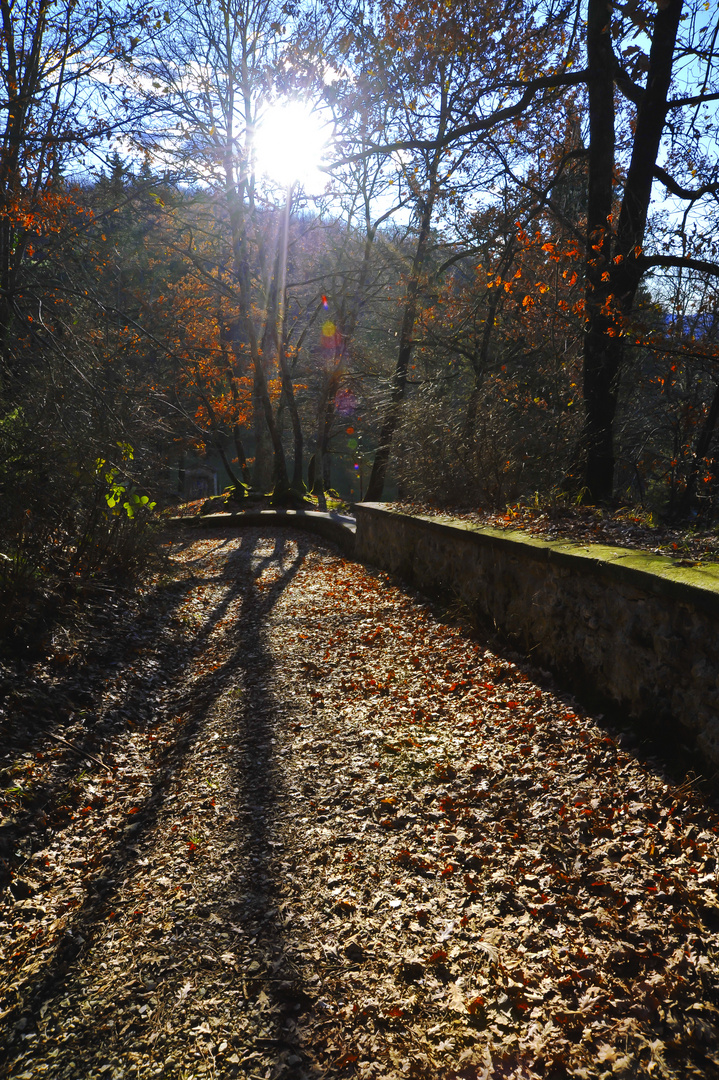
[2,0,719,610]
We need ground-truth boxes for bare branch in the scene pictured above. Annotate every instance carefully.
[653,165,719,201]
[640,253,719,277]
[667,90,719,109]
[326,70,589,169]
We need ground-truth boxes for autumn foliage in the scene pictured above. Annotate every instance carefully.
[1,0,719,633]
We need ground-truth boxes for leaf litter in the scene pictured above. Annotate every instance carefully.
[1,527,718,1079]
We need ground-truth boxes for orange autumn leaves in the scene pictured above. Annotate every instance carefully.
[158,271,252,431]
[489,225,584,321]
[2,187,92,247]
[154,267,284,440]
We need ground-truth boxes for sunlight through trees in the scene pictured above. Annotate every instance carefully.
[1,0,719,594]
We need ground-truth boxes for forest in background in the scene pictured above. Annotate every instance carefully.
[1,0,719,643]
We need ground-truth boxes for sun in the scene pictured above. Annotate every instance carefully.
[253,101,330,191]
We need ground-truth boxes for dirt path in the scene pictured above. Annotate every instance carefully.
[2,529,719,1080]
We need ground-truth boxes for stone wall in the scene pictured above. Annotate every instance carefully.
[353,503,719,766]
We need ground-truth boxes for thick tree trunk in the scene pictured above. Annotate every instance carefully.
[581,330,622,502]
[614,0,684,270]
[581,0,619,503]
[581,0,684,502]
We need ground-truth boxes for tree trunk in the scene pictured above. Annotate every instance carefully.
[462,265,507,445]
[364,192,436,501]
[315,224,376,502]
[580,0,684,502]
[251,381,272,490]
[279,341,304,490]
[233,424,250,485]
[224,162,289,492]
[178,453,186,497]
[581,0,619,503]
[275,188,304,491]
[0,0,50,369]
[581,328,621,502]
[679,379,719,518]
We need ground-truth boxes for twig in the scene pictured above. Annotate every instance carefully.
[44,730,113,773]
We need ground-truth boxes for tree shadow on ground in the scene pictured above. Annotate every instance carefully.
[226,532,320,1080]
[0,532,249,885]
[0,527,318,1078]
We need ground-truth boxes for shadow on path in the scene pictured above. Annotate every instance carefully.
[0,528,313,1078]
